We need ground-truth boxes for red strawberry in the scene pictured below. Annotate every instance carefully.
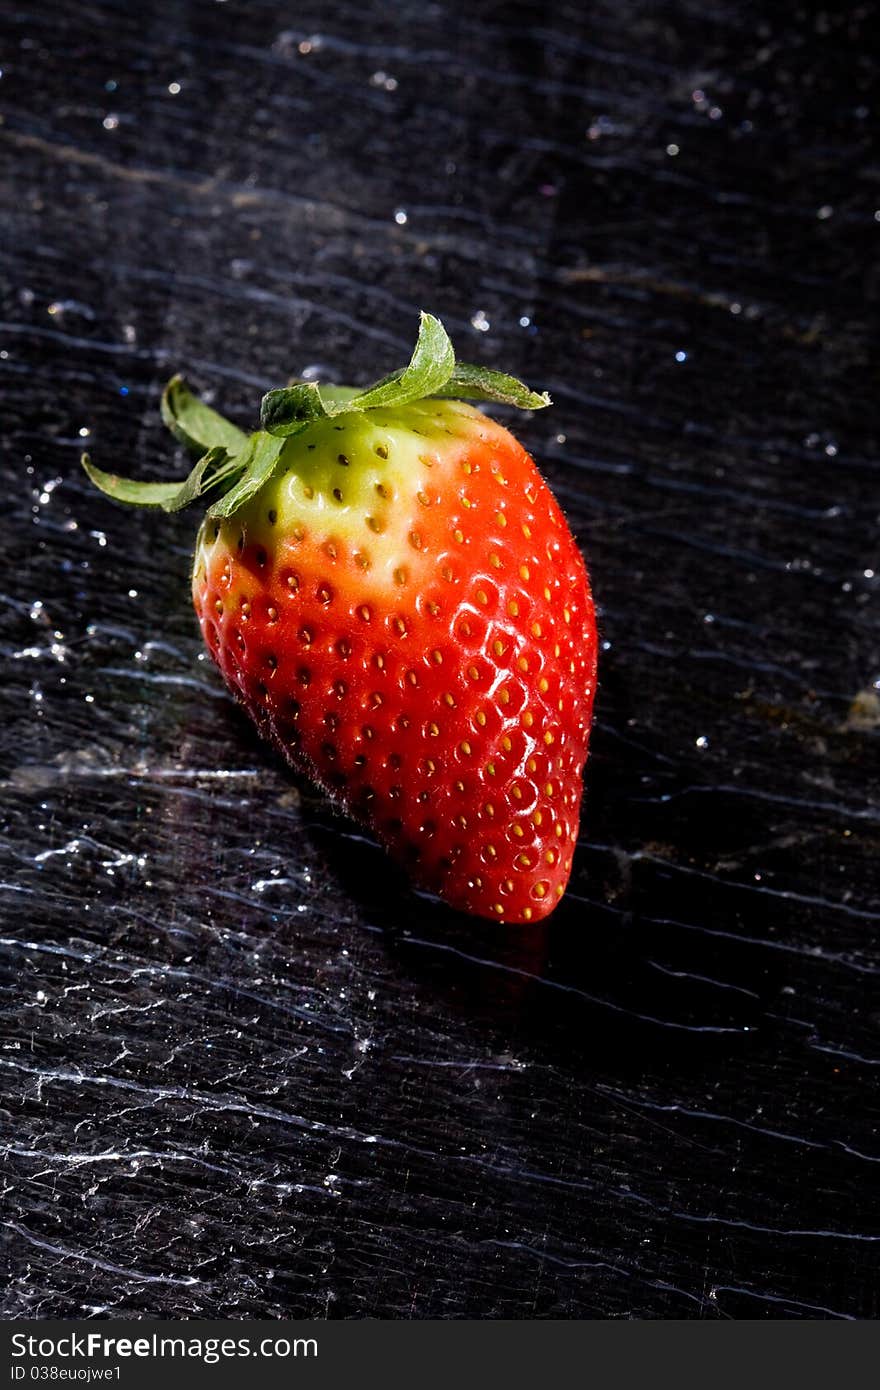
[83,314,597,922]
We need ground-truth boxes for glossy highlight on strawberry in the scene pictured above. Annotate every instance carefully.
[83,314,598,923]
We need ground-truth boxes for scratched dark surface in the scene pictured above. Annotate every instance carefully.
[0,0,878,1321]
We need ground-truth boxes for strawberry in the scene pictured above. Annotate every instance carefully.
[83,314,597,922]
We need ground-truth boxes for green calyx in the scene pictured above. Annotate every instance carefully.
[81,311,551,519]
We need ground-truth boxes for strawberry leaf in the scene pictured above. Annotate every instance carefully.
[81,446,239,512]
[345,311,455,412]
[161,376,250,456]
[259,380,333,437]
[83,311,550,523]
[205,433,285,519]
[81,454,187,510]
[433,362,551,410]
[164,446,238,512]
[261,311,456,436]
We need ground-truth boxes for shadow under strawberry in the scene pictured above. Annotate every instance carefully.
[292,792,770,1086]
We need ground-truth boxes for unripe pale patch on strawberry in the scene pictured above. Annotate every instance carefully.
[83,312,597,923]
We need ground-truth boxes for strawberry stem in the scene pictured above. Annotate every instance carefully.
[81,311,550,517]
